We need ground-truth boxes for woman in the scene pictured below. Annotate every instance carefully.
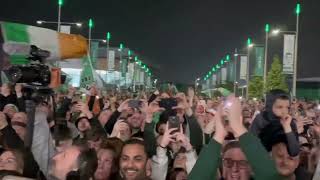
[94,145,119,180]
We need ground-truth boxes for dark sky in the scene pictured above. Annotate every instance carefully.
[1,0,319,84]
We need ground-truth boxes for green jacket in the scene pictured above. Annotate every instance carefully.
[188,132,284,180]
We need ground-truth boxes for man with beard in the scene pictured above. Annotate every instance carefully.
[118,139,151,180]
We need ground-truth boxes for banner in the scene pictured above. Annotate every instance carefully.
[212,74,217,86]
[283,34,295,74]
[216,71,220,85]
[128,62,134,79]
[90,41,99,68]
[227,61,234,82]
[254,47,265,76]
[240,56,248,80]
[221,68,227,84]
[139,71,145,84]
[60,25,71,34]
[135,67,140,84]
[108,50,115,71]
[121,58,128,77]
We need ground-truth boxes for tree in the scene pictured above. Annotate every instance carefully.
[249,76,264,99]
[266,55,288,92]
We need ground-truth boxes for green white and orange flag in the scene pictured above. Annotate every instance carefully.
[0,21,88,64]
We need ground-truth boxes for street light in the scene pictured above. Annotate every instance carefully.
[272,29,281,35]
[246,37,252,99]
[88,18,93,55]
[264,24,270,94]
[57,0,63,32]
[36,20,82,28]
[292,3,301,97]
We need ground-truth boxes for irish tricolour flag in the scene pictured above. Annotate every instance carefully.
[0,21,88,64]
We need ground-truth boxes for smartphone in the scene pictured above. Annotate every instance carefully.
[128,100,143,108]
[168,116,180,134]
[223,100,233,122]
[159,98,178,110]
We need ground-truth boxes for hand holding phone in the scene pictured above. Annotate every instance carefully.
[168,116,180,134]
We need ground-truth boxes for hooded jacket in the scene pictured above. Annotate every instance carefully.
[250,89,300,156]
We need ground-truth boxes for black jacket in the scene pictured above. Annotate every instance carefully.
[0,94,25,112]
[250,90,300,156]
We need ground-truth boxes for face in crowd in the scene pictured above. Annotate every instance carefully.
[49,146,81,179]
[222,146,251,180]
[119,142,149,180]
[77,117,91,132]
[272,143,299,177]
[127,110,144,130]
[95,148,115,180]
[272,99,290,118]
[0,150,24,174]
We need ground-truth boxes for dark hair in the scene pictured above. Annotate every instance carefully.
[121,139,148,157]
[53,125,72,146]
[166,168,187,180]
[99,145,119,177]
[102,137,124,159]
[76,148,98,180]
[222,141,241,155]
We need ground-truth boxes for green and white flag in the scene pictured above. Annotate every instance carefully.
[254,47,265,76]
[80,55,95,89]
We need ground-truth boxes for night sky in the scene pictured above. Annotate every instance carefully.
[1,0,319,84]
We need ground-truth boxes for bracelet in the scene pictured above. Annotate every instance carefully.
[158,144,167,149]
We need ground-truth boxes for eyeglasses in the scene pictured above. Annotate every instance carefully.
[222,158,249,169]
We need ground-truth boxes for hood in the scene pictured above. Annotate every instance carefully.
[265,89,290,120]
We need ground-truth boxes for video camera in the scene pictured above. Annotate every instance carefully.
[4,45,66,101]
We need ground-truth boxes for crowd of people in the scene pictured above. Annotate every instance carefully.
[0,82,319,180]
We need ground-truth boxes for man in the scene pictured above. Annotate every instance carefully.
[48,145,97,180]
[271,141,312,180]
[272,142,299,180]
[222,141,251,180]
[119,139,151,180]
[189,95,282,180]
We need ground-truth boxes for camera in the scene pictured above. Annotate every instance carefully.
[4,45,66,100]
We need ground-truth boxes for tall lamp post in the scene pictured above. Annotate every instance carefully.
[293,3,301,97]
[246,38,253,99]
[264,24,270,92]
[57,0,63,32]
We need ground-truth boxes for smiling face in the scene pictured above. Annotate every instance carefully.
[223,148,251,180]
[119,144,148,180]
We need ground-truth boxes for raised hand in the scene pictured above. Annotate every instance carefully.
[224,95,247,138]
[213,105,228,144]
[117,99,130,112]
[75,102,93,119]
[140,100,165,123]
[280,114,293,133]
[67,86,76,98]
[15,83,23,97]
[176,125,193,151]
[159,123,178,148]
